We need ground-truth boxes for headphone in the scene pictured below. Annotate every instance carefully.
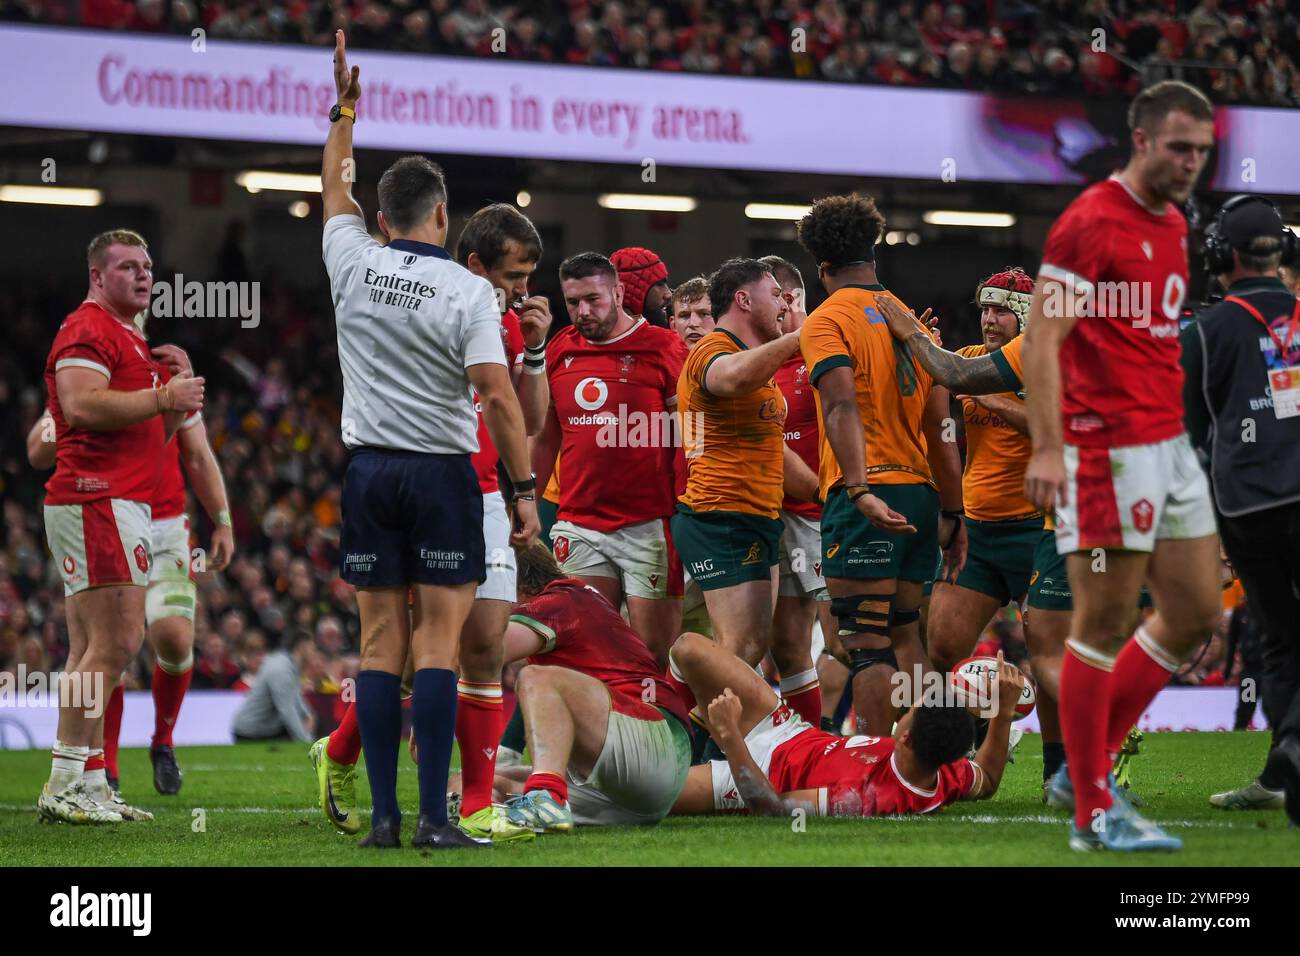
[1203,194,1298,275]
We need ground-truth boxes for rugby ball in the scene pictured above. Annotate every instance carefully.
[950,656,1035,720]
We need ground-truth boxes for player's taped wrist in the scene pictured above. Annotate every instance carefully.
[845,482,872,502]
[940,510,963,548]
[156,384,175,413]
[523,343,547,375]
[216,509,233,528]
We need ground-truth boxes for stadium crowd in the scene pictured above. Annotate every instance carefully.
[2,0,1300,105]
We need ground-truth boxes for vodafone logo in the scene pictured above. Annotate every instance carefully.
[574,376,608,411]
[63,556,76,574]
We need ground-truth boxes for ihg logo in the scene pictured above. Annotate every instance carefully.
[49,886,151,936]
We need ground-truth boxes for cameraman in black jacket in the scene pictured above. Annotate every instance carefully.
[1181,195,1300,823]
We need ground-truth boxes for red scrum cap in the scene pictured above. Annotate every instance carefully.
[610,247,669,316]
[974,266,1034,331]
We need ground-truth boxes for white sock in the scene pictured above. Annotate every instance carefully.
[779,668,819,696]
[83,768,108,795]
[83,749,108,797]
[157,653,194,676]
[49,740,89,791]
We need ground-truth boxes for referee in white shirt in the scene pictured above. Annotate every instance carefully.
[321,31,538,850]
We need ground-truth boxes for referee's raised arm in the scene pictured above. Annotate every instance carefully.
[323,31,363,223]
[318,31,535,851]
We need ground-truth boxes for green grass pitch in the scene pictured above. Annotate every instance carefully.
[1,732,1294,866]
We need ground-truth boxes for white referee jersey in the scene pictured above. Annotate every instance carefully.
[322,213,506,454]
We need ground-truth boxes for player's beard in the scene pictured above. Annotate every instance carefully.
[759,307,785,343]
[1156,172,1192,205]
[1146,156,1194,207]
[982,324,1013,349]
[643,301,669,328]
[576,302,620,342]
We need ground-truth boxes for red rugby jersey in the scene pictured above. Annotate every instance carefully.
[470,309,526,495]
[546,320,686,531]
[44,301,165,505]
[151,418,202,519]
[512,577,690,729]
[773,352,821,519]
[1038,176,1190,448]
[766,720,977,816]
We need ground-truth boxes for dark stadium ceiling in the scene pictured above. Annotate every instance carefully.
[0,124,1140,219]
[3,125,1296,244]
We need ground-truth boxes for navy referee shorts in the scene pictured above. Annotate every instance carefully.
[340,447,485,588]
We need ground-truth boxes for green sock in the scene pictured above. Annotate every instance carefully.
[499,702,526,754]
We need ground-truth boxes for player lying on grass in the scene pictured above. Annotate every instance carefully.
[665,632,1024,817]
[331,541,694,838]
[487,542,694,833]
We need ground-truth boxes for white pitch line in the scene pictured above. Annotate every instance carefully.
[0,803,319,815]
[184,765,268,772]
[0,804,1268,828]
[856,813,1252,829]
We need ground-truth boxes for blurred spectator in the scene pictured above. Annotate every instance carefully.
[230,631,324,742]
[192,633,242,690]
[234,630,268,691]
[943,40,975,87]
[314,615,347,656]
[971,43,1009,90]
[1188,0,1227,38]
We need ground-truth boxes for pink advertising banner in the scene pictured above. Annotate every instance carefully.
[3,25,1298,192]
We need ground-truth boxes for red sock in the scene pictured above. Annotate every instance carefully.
[326,700,362,765]
[524,770,568,805]
[779,669,822,727]
[151,661,193,749]
[455,680,504,818]
[1105,627,1176,755]
[85,752,106,772]
[1059,645,1114,829]
[103,683,124,779]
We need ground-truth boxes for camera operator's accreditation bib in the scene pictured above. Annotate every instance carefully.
[1271,366,1300,419]
[1225,293,1300,420]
